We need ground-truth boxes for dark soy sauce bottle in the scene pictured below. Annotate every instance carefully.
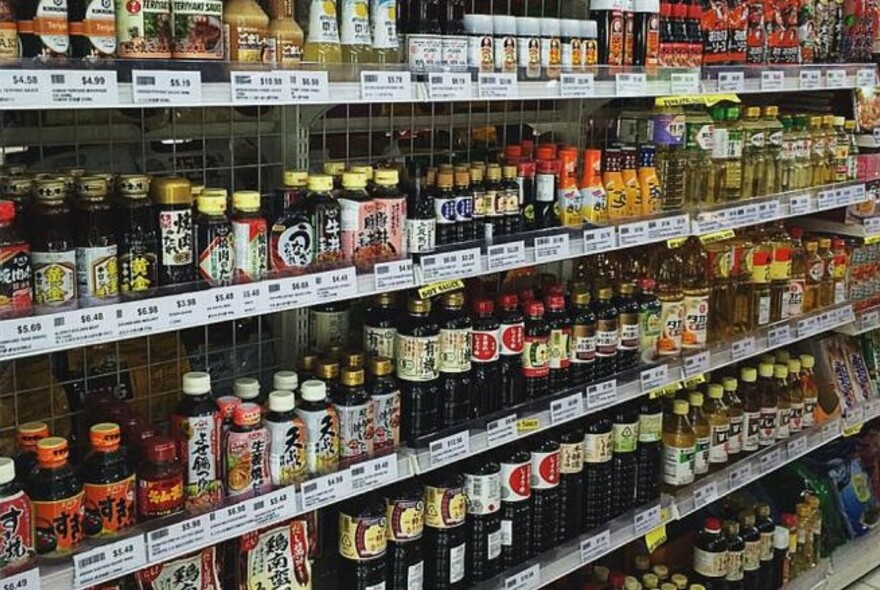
[150,177,195,288]
[385,481,425,590]
[558,428,585,542]
[593,287,620,380]
[740,512,762,588]
[470,298,501,417]
[635,397,663,505]
[464,461,502,582]
[499,449,532,569]
[569,291,597,384]
[497,294,525,407]
[544,294,571,391]
[396,296,440,444]
[434,172,457,246]
[529,436,560,554]
[610,404,639,518]
[453,170,475,243]
[437,291,472,429]
[423,471,468,590]
[614,283,641,371]
[522,301,550,401]
[338,494,388,590]
[500,165,522,235]
[582,414,613,530]
[692,517,728,590]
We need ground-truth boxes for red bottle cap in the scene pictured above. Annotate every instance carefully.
[781,512,798,527]
[536,145,556,161]
[521,139,535,157]
[789,226,803,238]
[504,145,523,161]
[525,301,544,317]
[517,160,536,177]
[639,278,656,291]
[832,238,845,248]
[233,402,263,427]
[474,298,494,315]
[143,436,178,464]
[499,293,519,309]
[704,516,722,532]
[36,437,69,467]
[536,159,559,174]
[216,396,241,422]
[545,294,565,310]
[0,200,15,222]
[609,573,627,587]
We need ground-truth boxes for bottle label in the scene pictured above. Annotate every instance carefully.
[530,449,560,489]
[561,38,580,68]
[581,185,608,223]
[693,546,727,577]
[32,250,77,308]
[30,0,70,55]
[500,459,531,502]
[694,436,709,474]
[338,512,387,561]
[743,539,761,571]
[225,427,271,499]
[266,418,308,486]
[370,0,397,49]
[424,485,466,528]
[337,401,373,463]
[72,0,116,57]
[770,246,792,281]
[619,314,639,350]
[170,0,223,59]
[386,497,424,541]
[584,431,612,463]
[638,412,663,443]
[0,489,33,565]
[297,407,339,474]
[682,294,709,349]
[119,243,158,295]
[76,245,118,302]
[407,561,423,590]
[759,406,777,446]
[743,410,760,451]
[439,327,472,373]
[560,441,584,474]
[470,35,491,70]
[272,219,314,270]
[364,325,396,359]
[374,196,406,257]
[395,334,439,381]
[450,543,465,584]
[482,189,498,218]
[596,323,619,357]
[540,35,562,67]
[548,327,571,369]
[116,0,171,59]
[536,173,555,203]
[307,0,341,44]
[472,327,500,363]
[786,279,805,317]
[652,113,686,146]
[658,299,684,356]
[726,549,745,581]
[612,420,638,453]
[639,306,661,358]
[83,475,136,537]
[488,528,502,560]
[517,35,541,74]
[313,207,344,267]
[197,225,234,285]
[434,196,457,225]
[776,407,791,439]
[709,423,729,463]
[341,0,372,46]
[760,531,773,561]
[499,321,524,355]
[494,35,518,71]
[405,218,436,254]
[790,402,804,432]
[757,294,771,326]
[464,471,501,515]
[137,475,184,520]
[808,260,824,282]
[728,415,744,454]
[607,13,624,65]
[521,334,549,377]
[803,396,817,428]
[570,324,596,364]
[371,389,400,452]
[662,443,695,486]
[0,241,33,314]
[233,218,268,282]
[454,193,474,224]
[32,493,85,555]
[243,522,311,589]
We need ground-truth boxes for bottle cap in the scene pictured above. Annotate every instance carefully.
[316,359,340,380]
[493,15,517,35]
[36,437,69,467]
[368,356,393,376]
[764,105,779,116]
[525,301,544,317]
[298,354,318,373]
[234,377,261,401]
[787,359,801,373]
[598,287,613,299]
[441,291,465,308]
[437,171,454,188]
[504,144,523,160]
[273,371,298,392]
[216,396,241,421]
[283,170,309,187]
[191,184,204,198]
[800,355,814,369]
[774,364,789,379]
[502,165,517,178]
[623,577,640,590]
[639,278,656,291]
[758,363,774,378]
[0,457,14,485]
[740,367,757,382]
[536,145,556,161]
[268,390,296,413]
[755,502,770,517]
[833,238,845,249]
[688,392,704,406]
[233,402,262,427]
[703,516,721,532]
[619,282,635,295]
[469,166,484,181]
[232,190,261,211]
[77,175,109,198]
[539,17,561,36]
[182,372,211,395]
[473,298,494,315]
[454,170,471,187]
[723,519,740,535]
[651,564,668,579]
[17,421,49,450]
[197,192,227,215]
[300,380,327,402]
[308,175,334,192]
[722,377,737,391]
[745,106,761,118]
[345,350,364,368]
[672,399,689,415]
[407,297,431,314]
[117,174,150,196]
[143,436,177,464]
[499,293,519,309]
[486,165,501,180]
[634,555,651,571]
[560,18,580,37]
[323,161,345,176]
[707,383,723,398]
[463,13,494,34]
[341,366,365,386]
[350,165,374,179]
[545,294,565,310]
[609,574,627,588]
[35,178,66,201]
[740,512,756,527]
[90,423,122,451]
[571,291,590,305]
[515,16,541,36]
[342,171,367,190]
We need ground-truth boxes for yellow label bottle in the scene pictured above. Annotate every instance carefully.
[603,148,627,221]
[303,0,342,64]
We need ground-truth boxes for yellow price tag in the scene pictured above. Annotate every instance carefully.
[655,93,740,107]
[650,382,682,399]
[517,418,540,432]
[417,279,465,299]
[645,523,668,553]
[683,374,707,389]
[666,237,688,249]
[843,423,864,437]
[699,229,736,245]
[865,234,880,245]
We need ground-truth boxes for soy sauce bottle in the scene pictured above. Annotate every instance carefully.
[453,170,475,243]
[615,283,640,371]
[117,175,159,299]
[693,517,728,589]
[434,172,458,246]
[464,461,502,581]
[437,291,472,429]
[423,472,468,590]
[70,0,116,59]
[80,423,135,538]
[385,482,425,590]
[499,449,532,569]
[364,293,398,361]
[18,0,69,58]
[498,294,525,407]
[569,291,597,384]
[31,181,77,313]
[339,494,388,590]
[396,297,440,443]
[470,298,501,417]
[559,428,585,541]
[75,176,119,306]
[635,398,662,505]
[530,436,560,554]
[583,414,613,530]
[610,404,639,518]
[593,288,620,379]
[522,301,550,401]
[545,294,571,391]
[151,177,195,288]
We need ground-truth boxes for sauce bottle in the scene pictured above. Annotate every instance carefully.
[396,296,440,443]
[755,504,776,588]
[569,291,597,384]
[688,392,710,476]
[740,512,762,588]
[151,177,195,287]
[799,355,818,429]
[171,372,222,510]
[740,367,760,453]
[0,200,32,318]
[610,405,638,517]
[369,169,406,261]
[534,159,559,230]
[384,481,424,590]
[225,402,271,499]
[704,383,730,470]
[194,188,234,287]
[471,298,501,417]
[304,175,343,270]
[264,391,307,486]
[271,171,311,274]
[340,0,372,63]
[530,437,560,553]
[268,0,304,63]
[725,519,746,589]
[615,283,640,371]
[70,0,116,59]
[339,171,375,270]
[635,398,662,505]
[662,399,695,488]
[367,356,400,452]
[115,0,171,59]
[722,376,744,458]
[498,294,525,407]
[303,0,342,63]
[0,0,18,60]
[522,301,550,401]
[0,457,33,569]
[603,148,628,221]
[773,363,791,441]
[370,0,399,63]
[498,449,532,569]
[483,166,503,239]
[334,367,374,468]
[30,180,76,312]
[14,422,49,486]
[464,461,502,581]
[171,0,224,60]
[231,190,268,283]
[339,494,388,589]
[423,472,468,590]
[637,278,662,362]
[225,0,268,62]
[75,176,119,306]
[136,436,183,521]
[656,247,685,358]
[693,517,728,587]
[786,359,805,434]
[580,149,607,224]
[545,294,571,391]
[583,414,613,529]
[757,363,778,447]
[363,293,397,360]
[593,287,620,380]
[296,379,340,475]
[81,423,135,538]
[437,291,472,428]
[559,428,585,541]
[28,437,84,556]
[18,0,69,58]
[117,175,159,299]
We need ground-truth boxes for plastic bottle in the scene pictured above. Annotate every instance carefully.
[773,364,791,441]
[540,18,562,77]
[684,107,715,207]
[81,423,136,537]
[603,148,628,221]
[339,494,387,589]
[385,481,424,590]
[637,278,662,362]
[688,392,710,477]
[516,16,541,78]
[662,399,695,488]
[610,405,639,517]
[580,148,608,223]
[224,403,271,499]
[500,166,521,235]
[497,294,525,407]
[554,429,583,542]
[171,372,222,510]
[14,422,49,486]
[303,0,341,63]
[522,301,550,401]
[224,0,269,62]
[530,437,561,553]
[681,237,710,351]
[803,240,822,313]
[799,355,818,429]
[437,292,472,428]
[396,297,440,443]
[464,461,501,581]
[340,0,372,63]
[370,0,399,63]
[27,437,84,556]
[452,170,475,243]
[757,363,778,447]
[194,189,234,287]
[656,247,685,358]
[722,377,743,459]
[338,171,375,270]
[638,145,663,215]
[268,0,304,63]
[704,383,730,470]
[583,414,613,529]
[333,367,374,468]
[433,171,457,246]
[831,238,848,305]
[296,380,340,474]
[635,398,663,504]
[773,516,795,588]
[817,238,835,308]
[363,293,397,360]
[593,0,624,64]
[264,390,307,486]
[786,359,805,434]
[471,298,501,417]
[653,104,687,210]
[423,472,468,590]
[568,291,597,384]
[693,517,727,588]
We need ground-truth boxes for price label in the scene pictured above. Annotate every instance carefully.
[728,462,753,489]
[301,469,353,511]
[419,252,459,282]
[789,194,813,215]
[618,220,650,247]
[312,266,358,302]
[580,529,612,564]
[767,325,791,348]
[850,184,868,204]
[53,307,117,348]
[0,315,55,358]
[787,436,809,457]
[74,535,147,588]
[231,71,288,103]
[146,514,210,562]
[265,276,314,311]
[863,217,880,235]
[861,310,880,331]
[350,455,400,492]
[633,502,662,536]
[650,214,690,239]
[132,70,202,104]
[199,288,237,323]
[208,501,255,538]
[0,70,48,106]
[116,300,166,338]
[835,188,853,206]
[857,67,877,87]
[160,292,203,329]
[615,72,647,95]
[799,69,822,89]
[504,564,541,590]
[865,398,880,419]
[0,568,39,590]
[560,72,596,97]
[821,420,840,441]
[49,70,119,106]
[534,233,570,262]
[250,486,298,525]
[817,189,837,209]
[374,258,415,291]
[731,336,757,361]
[486,414,519,447]
[287,70,330,102]
[693,480,718,510]
[838,304,856,325]
[478,72,518,98]
[683,351,711,378]
[456,247,481,276]
[487,241,527,271]
[641,364,669,392]
[586,380,618,409]
[236,283,269,316]
[761,70,785,90]
[825,68,846,88]
[429,72,473,100]
[583,226,617,255]
[760,448,783,473]
[429,430,471,466]
[798,316,818,338]
[550,392,585,425]
[670,71,700,94]
[717,71,745,92]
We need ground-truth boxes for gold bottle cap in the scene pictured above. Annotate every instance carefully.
[441,291,465,308]
[755,503,771,517]
[454,170,470,186]
[845,120,856,131]
[369,356,393,376]
[151,176,192,205]
[763,105,779,117]
[342,171,367,190]
[34,179,66,201]
[316,359,340,380]
[822,114,834,125]
[374,169,399,186]
[670,573,688,589]
[652,565,668,580]
[819,237,832,248]
[308,174,334,192]
[834,116,845,127]
[774,363,788,379]
[470,167,484,182]
[191,184,205,198]
[502,165,517,178]
[407,297,430,314]
[374,292,396,306]
[345,351,364,368]
[598,287,613,299]
[197,193,227,215]
[746,106,761,118]
[437,172,453,189]
[486,165,502,180]
[77,175,109,198]
[800,354,814,369]
[324,345,344,360]
[810,115,822,127]
[283,170,309,187]
[572,291,590,305]
[340,366,365,386]
[298,354,318,372]
[117,174,150,196]
[619,282,635,295]
[233,190,261,211]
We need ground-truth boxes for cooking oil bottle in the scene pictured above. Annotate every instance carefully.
[793,115,812,189]
[747,227,773,329]
[787,228,806,318]
[662,399,695,489]
[757,363,777,447]
[810,116,828,187]
[656,246,685,358]
[741,106,767,199]
[803,239,823,312]
[705,383,730,471]
[304,0,342,64]
[817,238,835,307]
[722,377,743,459]
[787,358,805,434]
[779,115,796,192]
[773,363,792,441]
[688,391,710,477]
[762,106,783,194]
[767,222,792,322]
[684,105,716,207]
[705,236,735,343]
[680,237,710,351]
[652,102,687,210]
[718,106,745,201]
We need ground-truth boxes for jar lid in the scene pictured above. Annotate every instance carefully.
[197,193,227,215]
[233,190,261,211]
[540,17,561,35]
[273,371,298,391]
[493,15,517,34]
[0,457,14,485]
[300,380,327,402]
[182,371,211,395]
[368,356,392,376]
[90,423,122,451]
[463,13,494,34]
[77,175,109,198]
[234,378,261,400]
[117,174,150,196]
[0,200,14,222]
[216,396,241,420]
[323,161,345,176]
[342,171,367,190]
[374,169,399,186]
[268,390,296,413]
[233,402,262,427]
[340,366,365,386]
[308,175,333,192]
[283,170,309,187]
[36,437,69,467]
[17,421,50,449]
[151,176,192,205]
[143,436,178,464]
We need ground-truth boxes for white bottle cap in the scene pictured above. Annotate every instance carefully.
[493,15,517,36]
[273,371,299,392]
[234,377,260,400]
[560,19,581,38]
[300,380,328,402]
[581,20,598,39]
[0,457,14,485]
[268,390,296,413]
[182,372,211,395]
[540,18,561,37]
[516,16,541,36]
[463,14,494,35]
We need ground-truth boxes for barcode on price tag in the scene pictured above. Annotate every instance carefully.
[208,501,255,538]
[288,70,330,102]
[767,325,791,348]
[799,69,822,89]
[731,336,756,361]
[761,70,784,90]
[550,392,585,424]
[822,420,840,441]
[560,72,595,97]
[147,514,210,562]
[478,72,518,98]
[615,72,647,95]
[361,71,414,101]
[586,380,618,409]
[231,71,287,103]
[504,564,541,590]
[580,529,611,564]
[789,194,813,215]
[301,470,353,510]
[74,535,147,588]
[717,71,745,92]
[641,364,669,392]
[251,486,298,525]
[0,567,39,590]
[350,455,399,491]
[634,502,662,536]
[487,414,518,447]
[683,350,711,377]
[728,462,752,489]
[133,70,202,104]
[583,226,617,254]
[693,480,718,510]
[429,430,470,466]
[311,266,358,301]
[374,258,414,291]
[488,241,526,271]
[429,72,473,100]
[534,233,570,262]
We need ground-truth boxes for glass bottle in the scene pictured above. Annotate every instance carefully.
[384,481,425,590]
[194,188,234,287]
[30,180,76,312]
[681,237,710,351]
[693,517,728,588]
[768,222,792,322]
[779,115,796,192]
[755,503,775,588]
[545,294,571,390]
[757,363,777,447]
[740,512,762,588]
[786,359,805,434]
[614,283,640,371]
[762,106,784,195]
[846,120,859,180]
[809,116,828,187]
[723,377,743,458]
[724,520,746,589]
[593,287,620,379]
[773,363,791,441]
[822,115,837,185]
[340,0,373,64]
[799,355,818,429]
[75,176,119,305]
[268,0,304,64]
[817,238,835,308]
[569,291,597,384]
[704,383,730,470]
[688,391,710,477]
[396,297,440,443]
[802,240,822,312]
[741,106,766,199]
[793,115,812,189]
[786,227,806,318]
[662,399,695,489]
[748,229,773,329]
[831,238,848,305]
[637,278,662,363]
[437,291,472,429]
[303,0,342,63]
[339,494,388,589]
[522,301,550,401]
[638,145,663,215]
[115,175,159,299]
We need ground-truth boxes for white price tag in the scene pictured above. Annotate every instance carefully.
[132,70,202,104]
[0,567,39,590]
[580,529,612,564]
[850,184,867,204]
[429,430,471,466]
[53,307,117,348]
[767,325,791,348]
[857,67,877,87]
[787,436,809,457]
[311,266,358,301]
[0,315,55,358]
[146,514,210,562]
[49,69,118,106]
[265,276,314,311]
[504,564,541,590]
[301,470,353,511]
[717,71,745,92]
[534,233,570,262]
[586,380,618,409]
[693,480,718,510]
[618,220,650,246]
[835,188,852,206]
[231,71,288,103]
[458,247,482,276]
[208,501,255,538]
[250,486,298,525]
[789,194,813,215]
[374,258,415,291]
[798,316,818,338]
[761,70,785,90]
[199,288,237,323]
[350,455,400,491]
[683,351,711,378]
[550,392,585,425]
[822,420,840,441]
[0,70,48,106]
[760,448,783,472]
[817,189,837,209]
[728,462,753,489]
[825,68,846,88]
[838,304,855,324]
[160,292,202,328]
[670,71,700,94]
[236,283,270,316]
[420,251,461,282]
[478,72,518,98]
[560,72,596,97]
[488,241,526,271]
[865,398,880,419]
[583,226,617,254]
[799,69,822,89]
[116,300,166,338]
[863,217,880,235]
[759,199,781,220]
[361,71,413,101]
[861,310,880,331]
[486,414,518,447]
[429,72,473,100]
[731,336,757,361]
[287,70,330,102]
[633,502,662,536]
[74,535,147,588]
[615,72,647,95]
[641,364,669,392]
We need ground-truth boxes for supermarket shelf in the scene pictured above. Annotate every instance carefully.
[835,305,880,336]
[789,528,880,590]
[797,217,880,240]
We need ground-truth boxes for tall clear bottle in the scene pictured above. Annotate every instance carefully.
[757,363,777,447]
[680,237,710,351]
[662,399,695,489]
[723,377,744,459]
[656,246,685,359]
[371,0,400,63]
[762,106,784,194]
[704,383,730,471]
[340,0,373,63]
[688,391,710,477]
[684,106,716,207]
[787,358,805,434]
[303,0,342,64]
[773,363,791,441]
[741,106,767,199]
[652,102,687,210]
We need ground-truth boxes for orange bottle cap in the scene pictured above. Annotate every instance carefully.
[90,423,122,451]
[36,437,69,467]
[17,421,49,450]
